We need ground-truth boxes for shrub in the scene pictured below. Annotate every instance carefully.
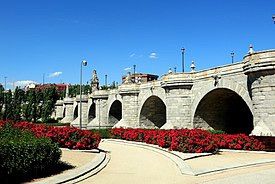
[0,124,61,182]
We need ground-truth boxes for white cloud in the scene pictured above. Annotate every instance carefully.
[124,67,132,71]
[149,52,157,59]
[14,80,38,87]
[48,71,62,78]
[129,53,135,58]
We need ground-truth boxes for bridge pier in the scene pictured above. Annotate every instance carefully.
[244,50,275,136]
[114,84,140,128]
[161,75,194,129]
[71,95,89,129]
[54,100,64,120]
[87,91,109,129]
[61,97,74,124]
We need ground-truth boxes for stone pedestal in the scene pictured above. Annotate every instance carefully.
[61,97,74,124]
[161,74,193,128]
[117,84,140,128]
[55,100,64,119]
[87,91,109,129]
[71,95,89,129]
[244,50,275,136]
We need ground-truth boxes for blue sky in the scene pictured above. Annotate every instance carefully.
[0,0,274,89]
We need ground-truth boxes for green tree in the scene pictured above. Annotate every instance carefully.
[12,87,25,121]
[68,84,90,97]
[41,87,59,122]
[22,89,39,122]
[4,90,13,120]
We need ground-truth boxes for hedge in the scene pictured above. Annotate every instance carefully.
[0,124,61,182]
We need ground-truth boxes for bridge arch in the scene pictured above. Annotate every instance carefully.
[108,100,122,125]
[73,105,78,120]
[88,102,96,122]
[192,84,253,134]
[139,95,166,128]
[62,107,66,118]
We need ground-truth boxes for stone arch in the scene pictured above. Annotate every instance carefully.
[108,100,122,125]
[193,87,253,134]
[62,107,66,118]
[73,105,78,120]
[191,79,253,122]
[88,103,96,121]
[139,95,166,128]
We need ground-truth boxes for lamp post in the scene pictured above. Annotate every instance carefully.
[231,52,235,64]
[79,60,87,129]
[133,64,136,83]
[181,48,185,72]
[105,75,107,87]
[272,15,275,24]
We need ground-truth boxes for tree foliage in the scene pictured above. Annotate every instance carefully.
[0,86,60,123]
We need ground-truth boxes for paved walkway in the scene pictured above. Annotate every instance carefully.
[79,141,275,184]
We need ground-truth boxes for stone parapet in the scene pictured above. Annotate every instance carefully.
[119,83,140,95]
[92,90,109,99]
[243,49,275,74]
[76,95,89,102]
[55,100,64,106]
[63,97,74,104]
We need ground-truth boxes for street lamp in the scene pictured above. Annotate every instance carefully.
[272,15,275,24]
[181,48,185,72]
[79,60,87,129]
[105,74,107,87]
[231,52,235,64]
[133,64,136,83]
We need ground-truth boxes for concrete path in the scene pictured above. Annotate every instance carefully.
[80,141,275,184]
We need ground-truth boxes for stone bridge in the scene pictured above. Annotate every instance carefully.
[54,49,275,136]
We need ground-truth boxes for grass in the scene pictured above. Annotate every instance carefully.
[91,129,112,139]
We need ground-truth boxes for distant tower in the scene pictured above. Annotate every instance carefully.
[91,70,99,92]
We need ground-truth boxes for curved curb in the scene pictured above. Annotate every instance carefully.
[219,149,275,154]
[32,150,110,184]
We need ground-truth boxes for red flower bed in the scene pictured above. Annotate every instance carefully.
[111,128,265,153]
[215,133,265,151]
[13,121,101,150]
